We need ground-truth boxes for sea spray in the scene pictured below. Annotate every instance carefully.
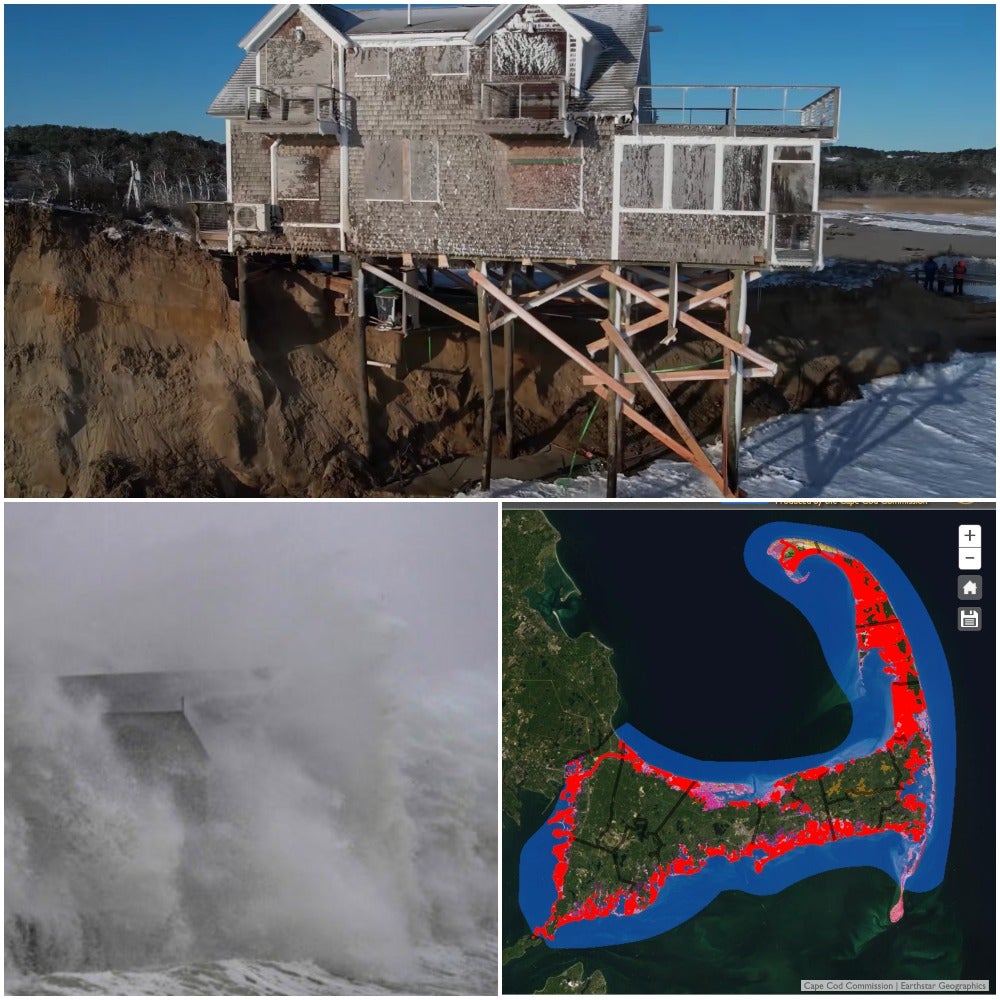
[5,504,497,994]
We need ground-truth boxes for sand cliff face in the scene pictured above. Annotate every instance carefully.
[4,205,481,496]
[5,205,994,497]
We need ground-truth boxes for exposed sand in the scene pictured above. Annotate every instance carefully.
[821,197,996,264]
[820,197,995,216]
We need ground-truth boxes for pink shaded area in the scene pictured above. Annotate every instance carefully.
[890,893,905,923]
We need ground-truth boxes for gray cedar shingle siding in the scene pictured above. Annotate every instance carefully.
[208,4,819,264]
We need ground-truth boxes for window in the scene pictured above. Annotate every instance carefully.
[491,27,567,78]
[365,139,439,204]
[722,145,765,211]
[356,47,389,78]
[277,152,320,201]
[671,145,715,211]
[621,145,664,210]
[506,139,583,211]
[429,46,468,76]
[774,146,813,161]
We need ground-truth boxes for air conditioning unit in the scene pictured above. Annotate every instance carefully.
[232,203,271,233]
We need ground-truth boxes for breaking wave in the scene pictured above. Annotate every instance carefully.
[4,509,496,994]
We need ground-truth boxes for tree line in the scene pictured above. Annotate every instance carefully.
[4,125,995,214]
[4,125,226,215]
[820,145,996,198]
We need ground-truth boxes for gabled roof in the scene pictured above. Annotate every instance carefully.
[239,4,351,51]
[209,3,648,118]
[571,5,647,115]
[465,4,594,46]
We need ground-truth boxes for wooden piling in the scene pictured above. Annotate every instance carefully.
[237,253,249,342]
[351,256,372,461]
[723,268,746,497]
[478,260,495,491]
[606,271,622,499]
[503,267,516,459]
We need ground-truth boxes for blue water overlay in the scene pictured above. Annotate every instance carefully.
[519,523,956,948]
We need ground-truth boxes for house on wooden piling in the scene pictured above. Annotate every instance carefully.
[200,3,838,267]
[196,3,841,497]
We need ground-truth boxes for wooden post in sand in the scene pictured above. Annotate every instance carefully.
[351,256,372,461]
[722,268,746,497]
[478,260,495,491]
[503,267,516,459]
[237,253,249,341]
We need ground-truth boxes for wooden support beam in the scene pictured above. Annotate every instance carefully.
[503,267,516,459]
[584,269,672,355]
[600,268,671,319]
[593,386,697,467]
[362,262,479,332]
[535,263,608,309]
[681,279,735,314]
[582,366,773,386]
[723,269,747,497]
[401,267,419,336]
[677,311,777,374]
[490,265,605,332]
[601,320,724,492]
[606,273,621,498]
[237,253,250,342]
[669,265,679,336]
[440,266,477,293]
[478,260,495,492]
[351,257,372,461]
[468,269,634,405]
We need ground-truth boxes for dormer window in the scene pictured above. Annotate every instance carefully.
[491,24,567,79]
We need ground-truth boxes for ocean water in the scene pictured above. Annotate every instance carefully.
[5,509,498,996]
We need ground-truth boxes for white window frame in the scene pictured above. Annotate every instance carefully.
[429,45,471,77]
[354,46,390,79]
[364,138,441,205]
[613,136,820,217]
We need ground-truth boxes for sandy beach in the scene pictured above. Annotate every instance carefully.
[820,197,995,216]
[820,197,996,264]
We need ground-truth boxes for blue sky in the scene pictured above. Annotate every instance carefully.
[3,4,996,150]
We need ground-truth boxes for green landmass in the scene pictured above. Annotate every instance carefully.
[555,734,927,928]
[535,961,608,994]
[503,934,541,965]
[502,510,621,824]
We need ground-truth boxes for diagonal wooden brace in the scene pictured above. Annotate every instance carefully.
[677,311,778,374]
[362,262,479,332]
[601,320,724,492]
[469,269,634,405]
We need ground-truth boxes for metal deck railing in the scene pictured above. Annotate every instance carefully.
[246,85,353,130]
[481,80,572,121]
[635,85,840,137]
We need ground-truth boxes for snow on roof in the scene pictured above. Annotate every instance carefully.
[208,53,256,117]
[210,4,648,117]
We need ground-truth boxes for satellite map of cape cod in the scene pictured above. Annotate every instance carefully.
[501,510,983,994]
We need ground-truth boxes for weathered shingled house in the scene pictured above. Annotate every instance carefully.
[197,4,841,496]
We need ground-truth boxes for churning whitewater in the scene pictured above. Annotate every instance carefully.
[4,504,497,995]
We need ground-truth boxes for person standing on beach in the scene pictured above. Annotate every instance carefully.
[953,260,967,295]
[922,256,938,290]
[937,260,949,294]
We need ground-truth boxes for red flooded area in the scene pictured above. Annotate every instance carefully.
[534,539,932,942]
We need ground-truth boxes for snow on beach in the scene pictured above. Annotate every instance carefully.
[486,352,996,500]
[823,209,996,238]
